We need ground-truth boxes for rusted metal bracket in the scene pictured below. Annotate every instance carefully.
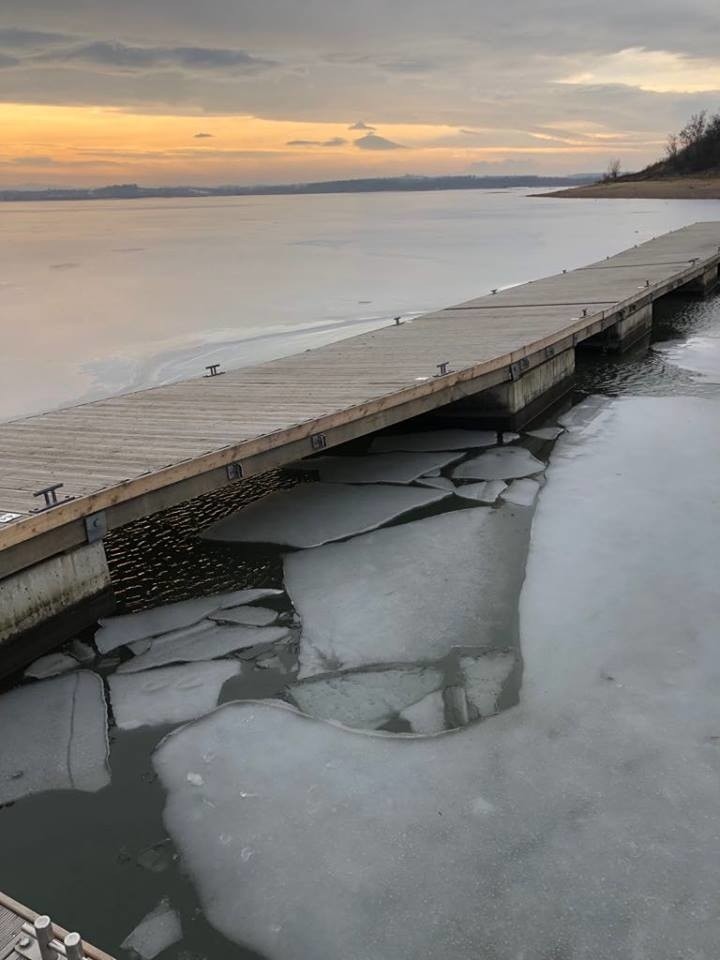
[84,512,107,545]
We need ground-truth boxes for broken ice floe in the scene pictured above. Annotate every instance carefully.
[370,429,497,453]
[398,689,446,734]
[200,483,449,548]
[24,652,77,679]
[501,478,540,507]
[0,672,109,805]
[152,396,720,960]
[452,446,544,481]
[453,480,507,503]
[285,509,524,678]
[527,426,564,441]
[120,899,182,959]
[289,667,443,729]
[415,476,455,492]
[209,606,279,626]
[287,451,462,485]
[501,432,520,443]
[117,622,289,674]
[460,652,516,719]
[109,661,241,730]
[95,588,282,653]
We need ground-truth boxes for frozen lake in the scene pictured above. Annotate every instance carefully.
[3,189,720,420]
[1,192,720,959]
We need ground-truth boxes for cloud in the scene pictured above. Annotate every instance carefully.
[348,120,375,130]
[0,28,73,49]
[0,52,18,67]
[558,46,720,94]
[193,132,214,138]
[286,137,347,147]
[32,40,276,74]
[354,132,405,150]
[8,154,56,166]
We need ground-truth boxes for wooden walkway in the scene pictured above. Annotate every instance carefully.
[1,221,719,577]
[0,890,114,960]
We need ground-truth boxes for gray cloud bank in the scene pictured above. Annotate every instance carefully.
[0,0,719,171]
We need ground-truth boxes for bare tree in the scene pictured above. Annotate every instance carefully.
[679,111,707,149]
[603,158,621,182]
[665,133,678,159]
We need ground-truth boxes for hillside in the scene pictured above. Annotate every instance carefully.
[545,110,720,199]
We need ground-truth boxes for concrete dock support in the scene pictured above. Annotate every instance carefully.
[680,264,719,296]
[0,542,111,649]
[580,303,653,353]
[432,348,575,429]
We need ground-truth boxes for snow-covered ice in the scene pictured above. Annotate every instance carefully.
[209,606,279,626]
[285,509,524,678]
[370,429,497,453]
[109,662,240,730]
[95,589,282,652]
[289,667,443,729]
[526,426,564,440]
[288,451,462,484]
[460,652,516,718]
[501,478,540,507]
[24,652,77,679]
[120,899,182,959]
[398,689,446,733]
[154,396,720,960]
[117,622,289,673]
[200,483,448,548]
[453,480,507,503]
[452,446,544,480]
[0,672,108,805]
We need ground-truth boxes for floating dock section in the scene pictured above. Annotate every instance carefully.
[0,221,718,651]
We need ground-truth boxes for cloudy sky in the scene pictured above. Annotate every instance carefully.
[1,0,719,187]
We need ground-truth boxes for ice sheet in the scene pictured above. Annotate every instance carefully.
[460,652,516,718]
[117,623,290,674]
[121,899,182,959]
[155,396,720,960]
[656,334,720,382]
[24,652,77,679]
[501,478,540,506]
[289,667,442,729]
[201,483,448,548]
[288,451,462,484]
[209,606,279,626]
[109,662,240,730]
[95,589,282,653]
[285,509,524,678]
[0,672,109,805]
[398,689,446,733]
[526,426,564,440]
[414,476,455,491]
[452,446,544,480]
[453,480,507,503]
[370,429,497,453]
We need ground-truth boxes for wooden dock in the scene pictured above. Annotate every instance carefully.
[1,221,719,583]
[0,890,114,960]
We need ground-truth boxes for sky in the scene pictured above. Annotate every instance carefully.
[1,0,719,188]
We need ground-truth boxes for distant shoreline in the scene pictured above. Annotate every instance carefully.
[538,177,720,200]
[0,174,595,204]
